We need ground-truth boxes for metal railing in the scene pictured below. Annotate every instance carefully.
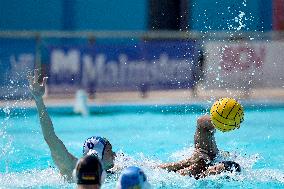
[0,30,283,40]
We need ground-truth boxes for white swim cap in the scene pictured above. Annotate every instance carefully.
[83,136,107,159]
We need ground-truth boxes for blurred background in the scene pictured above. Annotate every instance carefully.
[0,0,283,103]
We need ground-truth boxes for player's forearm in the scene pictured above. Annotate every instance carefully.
[34,97,57,143]
[159,160,189,172]
[160,163,180,172]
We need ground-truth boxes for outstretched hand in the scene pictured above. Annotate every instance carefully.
[28,70,48,101]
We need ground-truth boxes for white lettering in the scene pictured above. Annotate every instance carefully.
[50,49,194,89]
[50,49,80,75]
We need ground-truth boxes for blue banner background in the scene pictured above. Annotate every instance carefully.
[47,40,201,93]
[0,39,202,98]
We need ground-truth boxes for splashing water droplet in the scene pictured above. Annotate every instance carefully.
[3,107,10,115]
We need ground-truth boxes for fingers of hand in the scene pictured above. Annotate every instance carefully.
[34,70,39,83]
[41,77,48,87]
[43,77,48,84]
[27,73,36,90]
[28,74,34,85]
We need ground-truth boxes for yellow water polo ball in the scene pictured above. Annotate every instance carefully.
[210,98,244,132]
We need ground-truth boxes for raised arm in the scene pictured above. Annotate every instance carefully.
[28,71,78,180]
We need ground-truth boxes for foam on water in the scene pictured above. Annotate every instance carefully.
[0,168,70,188]
[0,145,283,188]
[108,147,284,188]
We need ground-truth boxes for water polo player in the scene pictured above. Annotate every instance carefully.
[117,166,151,189]
[159,115,241,179]
[28,71,115,181]
[159,115,218,177]
[83,136,116,171]
[73,154,107,189]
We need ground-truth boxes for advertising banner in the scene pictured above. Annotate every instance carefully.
[203,41,284,89]
[273,0,284,30]
[47,40,201,93]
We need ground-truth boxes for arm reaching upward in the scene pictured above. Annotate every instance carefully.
[28,71,78,181]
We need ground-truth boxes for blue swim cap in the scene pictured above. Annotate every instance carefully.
[117,166,150,189]
[83,136,107,159]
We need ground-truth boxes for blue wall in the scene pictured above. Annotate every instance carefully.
[0,0,62,30]
[0,0,272,31]
[0,0,147,31]
[73,0,147,30]
[190,0,272,31]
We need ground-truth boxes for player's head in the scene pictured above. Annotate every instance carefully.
[83,136,116,170]
[73,155,106,187]
[117,166,151,189]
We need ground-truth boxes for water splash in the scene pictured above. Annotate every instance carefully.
[0,105,14,173]
[235,11,246,31]
[0,168,69,188]
[109,148,284,188]
[170,146,195,161]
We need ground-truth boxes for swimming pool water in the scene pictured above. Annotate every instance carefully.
[0,103,284,188]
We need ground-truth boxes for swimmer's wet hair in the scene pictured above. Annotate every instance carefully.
[74,155,103,185]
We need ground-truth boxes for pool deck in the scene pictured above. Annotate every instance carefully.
[1,88,284,108]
